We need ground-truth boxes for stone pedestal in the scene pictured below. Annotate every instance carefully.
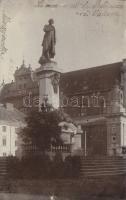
[71,134,82,153]
[60,123,83,155]
[36,61,61,110]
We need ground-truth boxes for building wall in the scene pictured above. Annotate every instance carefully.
[0,123,17,156]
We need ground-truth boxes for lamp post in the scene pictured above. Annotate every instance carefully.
[84,130,87,157]
[70,130,74,156]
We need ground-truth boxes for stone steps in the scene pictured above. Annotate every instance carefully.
[0,179,10,193]
[82,163,126,168]
[81,166,126,171]
[0,157,10,192]
[80,156,126,177]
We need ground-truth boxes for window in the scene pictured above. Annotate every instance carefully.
[19,77,22,81]
[19,84,22,89]
[2,138,6,146]
[15,140,18,146]
[15,128,20,133]
[3,153,6,157]
[2,126,6,132]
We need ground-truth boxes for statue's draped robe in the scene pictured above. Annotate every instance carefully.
[42,24,56,60]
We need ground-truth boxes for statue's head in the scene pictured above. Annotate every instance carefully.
[48,18,54,25]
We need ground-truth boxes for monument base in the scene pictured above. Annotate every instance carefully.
[36,61,61,74]
[36,61,61,110]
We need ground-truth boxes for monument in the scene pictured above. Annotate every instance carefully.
[36,19,61,110]
[36,19,82,156]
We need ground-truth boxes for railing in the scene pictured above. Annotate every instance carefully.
[50,144,71,153]
[22,144,71,155]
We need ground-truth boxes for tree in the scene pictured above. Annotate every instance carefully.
[20,108,66,154]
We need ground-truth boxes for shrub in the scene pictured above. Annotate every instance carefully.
[64,155,81,178]
[7,154,81,179]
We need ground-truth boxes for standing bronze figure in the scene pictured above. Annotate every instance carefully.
[39,19,56,64]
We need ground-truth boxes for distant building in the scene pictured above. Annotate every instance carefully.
[0,103,25,157]
[0,60,39,113]
[1,59,126,156]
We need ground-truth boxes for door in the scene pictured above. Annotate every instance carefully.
[82,124,107,156]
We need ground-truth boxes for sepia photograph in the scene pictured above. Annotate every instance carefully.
[0,0,126,199]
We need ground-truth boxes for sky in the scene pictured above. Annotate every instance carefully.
[0,0,126,82]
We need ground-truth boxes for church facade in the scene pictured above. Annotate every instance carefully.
[1,59,126,157]
[60,60,126,156]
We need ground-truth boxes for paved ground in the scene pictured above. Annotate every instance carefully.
[0,194,125,200]
[0,193,51,200]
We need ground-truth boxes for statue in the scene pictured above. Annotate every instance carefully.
[39,19,56,64]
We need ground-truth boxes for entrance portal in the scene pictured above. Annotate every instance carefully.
[82,124,107,156]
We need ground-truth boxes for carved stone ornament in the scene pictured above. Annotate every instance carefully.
[51,72,60,94]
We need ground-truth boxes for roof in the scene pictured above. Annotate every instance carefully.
[60,62,122,95]
[0,105,25,125]
[14,60,32,77]
[0,82,15,99]
[0,81,38,99]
